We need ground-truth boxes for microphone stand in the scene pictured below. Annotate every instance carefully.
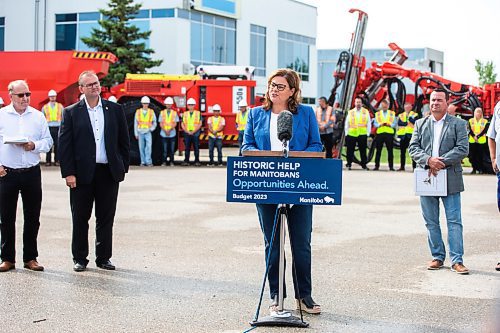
[251,139,308,328]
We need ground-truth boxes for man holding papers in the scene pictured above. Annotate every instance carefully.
[0,80,53,272]
[409,89,469,274]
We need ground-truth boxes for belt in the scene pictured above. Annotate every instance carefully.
[4,165,40,173]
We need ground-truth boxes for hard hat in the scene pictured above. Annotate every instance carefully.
[48,89,57,97]
[238,100,248,107]
[0,97,4,104]
[164,97,174,105]
[187,98,196,105]
[141,96,150,104]
[212,104,221,111]
[108,96,118,103]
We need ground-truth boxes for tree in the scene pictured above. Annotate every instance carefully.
[474,59,497,86]
[81,0,162,87]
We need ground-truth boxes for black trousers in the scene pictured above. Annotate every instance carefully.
[46,126,59,163]
[70,164,119,264]
[320,133,334,158]
[0,165,42,263]
[345,135,368,167]
[469,142,488,172]
[398,135,416,170]
[375,133,394,169]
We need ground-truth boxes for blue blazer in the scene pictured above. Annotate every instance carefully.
[242,104,322,152]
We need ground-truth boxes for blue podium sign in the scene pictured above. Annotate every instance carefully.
[226,156,342,205]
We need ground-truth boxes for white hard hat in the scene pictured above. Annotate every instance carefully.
[48,89,57,97]
[0,97,4,104]
[108,96,118,103]
[238,100,248,107]
[141,96,150,104]
[212,104,221,111]
[187,97,196,105]
[79,94,85,101]
[164,97,174,104]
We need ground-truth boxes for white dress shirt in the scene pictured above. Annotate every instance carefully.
[270,112,282,151]
[84,97,108,164]
[0,104,53,168]
[431,113,446,157]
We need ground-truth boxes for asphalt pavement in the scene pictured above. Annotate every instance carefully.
[0,150,499,333]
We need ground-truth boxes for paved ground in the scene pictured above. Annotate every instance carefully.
[0,150,499,333]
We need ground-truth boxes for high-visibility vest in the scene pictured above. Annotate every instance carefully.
[375,110,396,134]
[160,109,177,131]
[347,108,370,137]
[182,110,201,132]
[397,111,418,136]
[468,118,488,144]
[42,102,63,122]
[208,116,224,138]
[236,111,248,131]
[135,108,154,130]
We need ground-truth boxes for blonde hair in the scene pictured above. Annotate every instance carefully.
[263,68,302,113]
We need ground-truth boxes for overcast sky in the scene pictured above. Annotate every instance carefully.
[305,0,500,86]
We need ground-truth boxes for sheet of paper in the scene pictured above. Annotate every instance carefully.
[2,136,29,144]
[414,168,447,196]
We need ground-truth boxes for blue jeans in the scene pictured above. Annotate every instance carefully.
[497,172,500,211]
[420,193,464,264]
[208,137,223,163]
[138,132,152,165]
[184,134,200,163]
[238,130,244,156]
[161,137,176,164]
[256,204,313,299]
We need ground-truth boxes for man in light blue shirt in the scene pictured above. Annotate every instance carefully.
[134,96,157,166]
[486,101,500,271]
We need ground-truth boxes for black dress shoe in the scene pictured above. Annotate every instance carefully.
[96,260,115,270]
[73,262,87,272]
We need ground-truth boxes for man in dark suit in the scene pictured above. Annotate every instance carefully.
[409,88,469,275]
[58,70,130,272]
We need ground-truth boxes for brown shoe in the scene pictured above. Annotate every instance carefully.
[427,259,444,270]
[0,261,15,272]
[451,263,469,275]
[24,260,44,271]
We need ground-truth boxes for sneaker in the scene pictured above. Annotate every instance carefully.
[181,162,189,166]
[169,162,175,167]
[451,263,469,275]
[194,162,201,167]
[427,259,444,270]
[208,163,214,167]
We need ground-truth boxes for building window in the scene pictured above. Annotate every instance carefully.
[250,24,266,77]
[55,11,156,51]
[189,11,236,67]
[0,17,5,51]
[278,31,315,81]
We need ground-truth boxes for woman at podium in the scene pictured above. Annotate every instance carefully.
[242,68,323,314]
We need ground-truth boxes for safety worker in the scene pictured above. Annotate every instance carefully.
[344,96,371,170]
[158,97,179,166]
[235,100,249,156]
[468,107,489,174]
[134,96,157,166]
[181,98,202,166]
[207,104,225,166]
[0,96,4,108]
[316,96,334,158]
[108,95,118,103]
[396,102,418,171]
[373,100,397,171]
[41,89,64,166]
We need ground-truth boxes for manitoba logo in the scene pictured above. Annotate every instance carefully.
[323,196,334,203]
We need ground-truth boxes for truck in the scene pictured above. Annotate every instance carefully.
[0,51,256,165]
[328,9,500,164]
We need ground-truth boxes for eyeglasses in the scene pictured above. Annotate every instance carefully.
[81,81,100,89]
[269,82,288,92]
[12,92,32,98]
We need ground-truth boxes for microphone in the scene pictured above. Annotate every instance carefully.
[277,110,293,142]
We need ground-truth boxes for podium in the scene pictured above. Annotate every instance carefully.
[227,150,342,328]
